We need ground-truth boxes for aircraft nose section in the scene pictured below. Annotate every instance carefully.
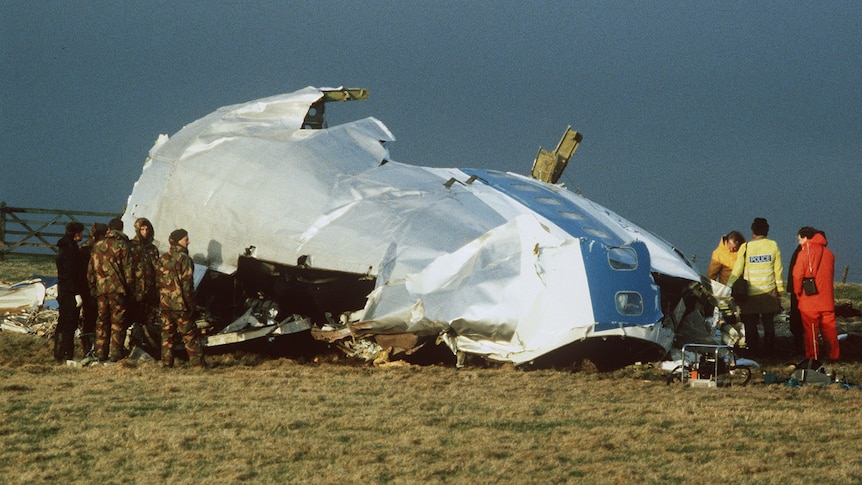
[582,240,663,332]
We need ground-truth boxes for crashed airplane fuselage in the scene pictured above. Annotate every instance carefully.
[123,86,704,370]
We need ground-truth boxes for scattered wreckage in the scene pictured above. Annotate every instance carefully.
[119,86,719,370]
[0,279,58,337]
[5,85,860,371]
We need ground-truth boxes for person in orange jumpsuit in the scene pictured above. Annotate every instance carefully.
[792,226,838,361]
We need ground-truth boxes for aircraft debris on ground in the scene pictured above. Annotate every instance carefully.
[0,279,57,337]
[121,86,716,370]
[7,87,859,372]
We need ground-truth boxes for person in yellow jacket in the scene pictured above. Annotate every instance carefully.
[726,218,784,357]
[707,230,746,284]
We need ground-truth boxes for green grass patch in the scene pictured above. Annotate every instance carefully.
[835,283,862,307]
[0,254,57,282]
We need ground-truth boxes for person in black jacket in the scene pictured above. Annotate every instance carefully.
[55,221,85,362]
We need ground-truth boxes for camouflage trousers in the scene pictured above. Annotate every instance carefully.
[95,293,128,361]
[161,310,201,366]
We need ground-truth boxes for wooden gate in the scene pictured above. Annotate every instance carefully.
[0,202,121,260]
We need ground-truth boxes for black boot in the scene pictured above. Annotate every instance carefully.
[53,333,64,363]
[61,331,75,361]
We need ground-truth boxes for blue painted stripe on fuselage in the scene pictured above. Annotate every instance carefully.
[460,169,663,329]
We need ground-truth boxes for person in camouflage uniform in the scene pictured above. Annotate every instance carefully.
[129,217,161,359]
[158,228,202,367]
[79,222,108,356]
[87,218,134,362]
[55,221,85,362]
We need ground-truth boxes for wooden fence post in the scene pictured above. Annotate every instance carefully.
[842,266,849,284]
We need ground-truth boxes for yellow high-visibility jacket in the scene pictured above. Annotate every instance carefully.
[727,237,785,295]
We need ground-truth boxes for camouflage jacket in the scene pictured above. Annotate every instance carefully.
[131,237,159,301]
[87,229,134,297]
[158,244,195,312]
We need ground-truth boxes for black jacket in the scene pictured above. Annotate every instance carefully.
[56,235,83,298]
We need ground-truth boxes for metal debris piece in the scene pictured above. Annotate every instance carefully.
[1,306,58,337]
[203,314,311,347]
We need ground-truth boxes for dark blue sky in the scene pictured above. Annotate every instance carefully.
[2,1,860,281]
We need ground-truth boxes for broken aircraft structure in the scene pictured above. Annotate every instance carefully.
[122,86,708,370]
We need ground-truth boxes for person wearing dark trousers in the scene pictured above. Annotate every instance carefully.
[727,218,784,358]
[55,221,85,362]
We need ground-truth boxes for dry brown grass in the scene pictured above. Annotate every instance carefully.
[2,332,862,484]
[3,254,862,484]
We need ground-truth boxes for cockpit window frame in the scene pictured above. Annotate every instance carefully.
[614,291,644,316]
[607,246,638,271]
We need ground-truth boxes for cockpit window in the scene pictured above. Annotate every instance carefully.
[510,183,541,192]
[615,291,643,316]
[608,247,637,270]
[584,227,612,240]
[558,210,586,221]
[534,196,563,206]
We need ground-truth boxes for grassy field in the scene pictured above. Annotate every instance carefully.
[0,254,58,283]
[3,254,862,484]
